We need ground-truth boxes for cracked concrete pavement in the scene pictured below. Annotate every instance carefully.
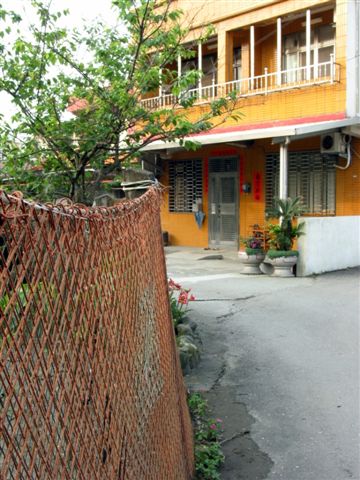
[165,247,360,480]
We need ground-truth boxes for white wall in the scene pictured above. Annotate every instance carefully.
[297,216,360,276]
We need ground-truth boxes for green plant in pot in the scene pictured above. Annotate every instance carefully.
[238,235,265,275]
[263,197,305,277]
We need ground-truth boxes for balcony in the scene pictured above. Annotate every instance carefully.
[141,59,340,110]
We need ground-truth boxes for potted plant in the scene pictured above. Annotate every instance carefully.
[262,197,305,277]
[238,236,265,275]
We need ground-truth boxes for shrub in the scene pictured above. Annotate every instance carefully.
[266,197,305,251]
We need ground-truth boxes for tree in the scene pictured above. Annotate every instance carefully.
[0,0,239,203]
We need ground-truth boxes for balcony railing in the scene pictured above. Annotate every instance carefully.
[141,59,340,110]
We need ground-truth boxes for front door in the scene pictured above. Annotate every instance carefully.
[209,158,239,247]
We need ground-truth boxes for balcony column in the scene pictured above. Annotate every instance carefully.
[250,25,255,88]
[177,55,182,80]
[198,42,202,98]
[277,18,282,86]
[279,140,289,199]
[159,68,163,99]
[306,9,311,80]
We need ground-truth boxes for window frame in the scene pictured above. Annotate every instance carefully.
[265,151,336,216]
[168,159,203,213]
[233,47,242,81]
[282,24,335,81]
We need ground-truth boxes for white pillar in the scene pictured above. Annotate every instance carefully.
[330,53,335,82]
[250,26,255,89]
[306,9,311,81]
[177,55,182,79]
[279,142,288,199]
[198,42,202,97]
[277,17,282,86]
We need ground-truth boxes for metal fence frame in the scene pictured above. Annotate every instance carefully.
[0,188,194,480]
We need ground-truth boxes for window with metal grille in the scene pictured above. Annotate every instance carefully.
[169,159,203,212]
[266,151,336,215]
[209,157,238,173]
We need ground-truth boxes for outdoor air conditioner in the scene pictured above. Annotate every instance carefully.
[320,133,350,154]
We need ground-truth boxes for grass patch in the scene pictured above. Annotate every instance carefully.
[188,393,224,480]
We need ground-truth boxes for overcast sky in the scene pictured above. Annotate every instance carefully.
[2,0,118,28]
[0,0,120,119]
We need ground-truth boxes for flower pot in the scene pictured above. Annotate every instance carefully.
[263,253,298,277]
[238,251,265,275]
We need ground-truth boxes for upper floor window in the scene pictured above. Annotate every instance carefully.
[182,58,198,91]
[233,47,242,80]
[202,54,217,87]
[283,24,335,81]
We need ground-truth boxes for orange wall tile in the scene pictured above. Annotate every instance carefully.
[336,138,360,216]
[160,138,360,247]
[160,152,209,247]
[170,0,348,127]
[158,0,357,248]
[185,81,346,132]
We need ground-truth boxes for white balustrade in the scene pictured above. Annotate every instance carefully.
[140,60,339,110]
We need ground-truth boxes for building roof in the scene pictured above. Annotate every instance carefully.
[67,97,89,113]
[141,113,360,151]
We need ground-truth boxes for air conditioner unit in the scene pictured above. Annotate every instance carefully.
[320,133,350,154]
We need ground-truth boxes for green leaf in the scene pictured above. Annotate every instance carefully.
[0,0,238,204]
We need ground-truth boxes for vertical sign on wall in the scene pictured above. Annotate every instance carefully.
[253,171,262,201]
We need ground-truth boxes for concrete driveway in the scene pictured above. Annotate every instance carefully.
[165,247,360,480]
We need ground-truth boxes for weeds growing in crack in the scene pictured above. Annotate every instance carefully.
[188,392,225,480]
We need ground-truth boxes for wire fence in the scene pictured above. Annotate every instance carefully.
[0,187,194,480]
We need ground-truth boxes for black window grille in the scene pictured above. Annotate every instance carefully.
[266,151,336,215]
[169,159,203,212]
[209,157,238,173]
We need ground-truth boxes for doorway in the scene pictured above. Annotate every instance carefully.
[209,157,239,248]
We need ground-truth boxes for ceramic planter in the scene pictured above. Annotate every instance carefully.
[238,251,265,275]
[262,253,298,277]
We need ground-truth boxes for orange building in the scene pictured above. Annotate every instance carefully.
[141,0,360,275]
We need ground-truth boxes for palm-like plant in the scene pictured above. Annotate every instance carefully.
[266,197,305,251]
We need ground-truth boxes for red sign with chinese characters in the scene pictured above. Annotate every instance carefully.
[253,171,262,201]
[210,148,237,157]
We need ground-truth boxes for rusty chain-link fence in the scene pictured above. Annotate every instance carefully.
[0,187,194,480]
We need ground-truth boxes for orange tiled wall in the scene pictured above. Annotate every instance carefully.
[186,83,345,131]
[160,145,266,247]
[172,0,348,129]
[239,147,266,239]
[160,137,360,247]
[160,152,209,247]
[336,137,360,215]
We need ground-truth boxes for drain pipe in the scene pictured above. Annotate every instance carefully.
[335,138,352,170]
